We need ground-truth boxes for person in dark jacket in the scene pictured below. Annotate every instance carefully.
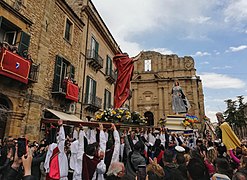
[124,133,146,179]
[5,146,37,180]
[162,149,185,180]
[0,146,14,179]
[187,158,209,180]
[147,139,164,167]
[31,144,47,179]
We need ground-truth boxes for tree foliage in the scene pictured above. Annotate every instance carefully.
[224,95,247,128]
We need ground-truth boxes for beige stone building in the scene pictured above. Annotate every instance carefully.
[131,51,205,126]
[0,0,120,140]
[66,0,120,120]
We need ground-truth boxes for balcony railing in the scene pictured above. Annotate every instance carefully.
[86,49,103,70]
[52,78,79,102]
[83,93,102,111]
[28,63,40,83]
[105,69,117,84]
[0,47,31,84]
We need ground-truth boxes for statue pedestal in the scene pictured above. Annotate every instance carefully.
[165,115,193,132]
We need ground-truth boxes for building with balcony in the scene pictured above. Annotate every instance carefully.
[0,0,120,140]
[130,51,205,127]
[0,0,85,140]
[66,0,120,120]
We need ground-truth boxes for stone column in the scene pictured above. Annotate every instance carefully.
[158,86,164,120]
[192,80,199,117]
[164,82,169,115]
[132,86,138,112]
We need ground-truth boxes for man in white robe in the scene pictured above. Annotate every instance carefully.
[70,123,107,180]
[44,120,68,180]
[104,124,120,173]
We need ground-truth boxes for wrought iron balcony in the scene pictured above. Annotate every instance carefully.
[28,63,40,83]
[83,93,102,112]
[86,49,103,71]
[52,78,79,102]
[105,69,117,84]
[0,47,31,84]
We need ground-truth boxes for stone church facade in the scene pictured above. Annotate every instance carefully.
[130,51,205,125]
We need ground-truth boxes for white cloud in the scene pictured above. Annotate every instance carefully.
[180,34,211,41]
[205,110,219,123]
[213,50,220,55]
[227,45,247,52]
[192,51,211,57]
[206,98,226,103]
[201,61,209,65]
[189,16,211,24]
[118,40,142,56]
[199,72,246,89]
[224,0,247,23]
[149,48,174,55]
[212,65,232,70]
[92,0,220,56]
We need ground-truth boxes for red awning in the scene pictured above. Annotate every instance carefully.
[0,48,30,84]
[65,80,79,102]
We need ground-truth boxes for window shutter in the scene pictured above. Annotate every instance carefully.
[108,91,111,109]
[85,76,90,103]
[93,80,96,98]
[93,80,96,102]
[104,89,107,110]
[105,56,109,75]
[70,65,75,80]
[53,56,62,92]
[95,41,99,54]
[109,58,112,76]
[18,31,30,57]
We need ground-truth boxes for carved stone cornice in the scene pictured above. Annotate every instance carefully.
[0,0,33,25]
[56,0,85,29]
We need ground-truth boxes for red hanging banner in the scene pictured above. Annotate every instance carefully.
[0,48,30,84]
[113,53,134,109]
[65,80,79,102]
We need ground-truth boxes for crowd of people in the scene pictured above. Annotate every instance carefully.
[1,119,247,180]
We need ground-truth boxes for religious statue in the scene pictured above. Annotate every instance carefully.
[113,52,142,109]
[171,82,190,114]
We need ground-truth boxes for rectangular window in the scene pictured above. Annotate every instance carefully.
[105,55,112,76]
[64,18,73,42]
[144,59,151,71]
[52,55,75,92]
[85,76,97,104]
[104,89,111,110]
[0,17,30,57]
[4,31,17,45]
[91,37,99,58]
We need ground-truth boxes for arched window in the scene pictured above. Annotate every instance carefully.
[144,111,154,126]
[144,59,151,71]
[0,94,12,139]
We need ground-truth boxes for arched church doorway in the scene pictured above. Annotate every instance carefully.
[144,111,154,126]
[0,94,12,139]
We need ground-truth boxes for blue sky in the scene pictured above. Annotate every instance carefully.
[92,0,247,122]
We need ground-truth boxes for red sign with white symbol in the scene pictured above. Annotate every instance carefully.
[0,48,30,84]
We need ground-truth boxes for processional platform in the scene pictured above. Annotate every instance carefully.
[165,114,193,132]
